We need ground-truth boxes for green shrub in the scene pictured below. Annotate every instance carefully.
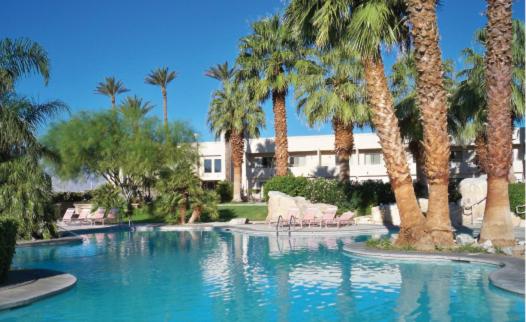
[263,175,309,201]
[0,218,18,283]
[215,181,233,203]
[509,183,525,218]
[52,191,93,203]
[90,184,125,213]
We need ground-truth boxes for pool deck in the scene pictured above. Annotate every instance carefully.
[0,269,77,311]
[344,243,525,295]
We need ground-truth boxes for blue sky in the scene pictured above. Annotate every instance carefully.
[1,0,524,141]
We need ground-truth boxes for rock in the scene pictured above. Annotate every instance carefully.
[418,198,429,213]
[266,191,337,223]
[229,218,248,225]
[480,240,494,253]
[371,234,381,240]
[456,233,476,245]
[501,247,513,256]
[459,177,487,223]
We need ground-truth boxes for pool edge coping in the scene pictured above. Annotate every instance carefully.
[0,269,77,311]
[343,244,525,296]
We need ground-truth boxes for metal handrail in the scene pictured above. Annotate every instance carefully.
[276,215,283,236]
[288,216,297,237]
[516,204,526,215]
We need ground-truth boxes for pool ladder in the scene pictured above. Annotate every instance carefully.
[275,215,297,237]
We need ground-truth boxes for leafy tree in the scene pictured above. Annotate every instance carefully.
[294,43,369,182]
[145,67,177,126]
[286,0,431,247]
[237,15,301,176]
[94,76,129,109]
[208,80,265,201]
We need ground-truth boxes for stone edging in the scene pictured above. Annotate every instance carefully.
[0,269,77,310]
[16,236,84,248]
[343,244,525,295]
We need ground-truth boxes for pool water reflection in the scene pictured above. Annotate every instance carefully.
[2,231,524,321]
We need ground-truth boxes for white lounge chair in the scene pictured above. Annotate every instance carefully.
[61,208,76,224]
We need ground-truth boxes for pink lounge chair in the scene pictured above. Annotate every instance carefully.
[106,208,120,224]
[74,208,91,224]
[319,207,338,227]
[301,207,320,228]
[61,208,76,224]
[336,211,355,228]
[89,208,106,225]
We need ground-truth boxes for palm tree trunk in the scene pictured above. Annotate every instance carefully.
[409,140,427,195]
[162,87,168,126]
[480,0,515,246]
[363,55,431,248]
[188,207,201,224]
[333,117,353,182]
[474,133,489,174]
[111,95,116,110]
[406,0,453,246]
[272,90,289,176]
[230,130,245,202]
[178,204,186,225]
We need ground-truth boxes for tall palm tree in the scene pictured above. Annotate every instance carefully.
[479,0,515,246]
[451,19,524,176]
[94,77,129,109]
[145,67,177,126]
[405,0,455,246]
[0,38,49,95]
[294,43,369,182]
[390,52,456,195]
[205,61,236,84]
[118,95,155,134]
[208,81,265,201]
[237,15,300,176]
[286,0,431,247]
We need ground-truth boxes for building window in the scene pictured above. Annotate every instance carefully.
[450,151,463,162]
[214,159,222,173]
[289,156,306,167]
[364,152,382,165]
[253,156,274,168]
[204,159,212,173]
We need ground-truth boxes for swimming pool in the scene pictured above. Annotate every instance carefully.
[2,230,524,321]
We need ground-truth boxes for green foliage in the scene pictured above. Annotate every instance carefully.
[454,244,487,254]
[215,181,233,203]
[90,184,125,213]
[263,175,309,201]
[365,238,415,251]
[0,217,17,283]
[52,191,93,203]
[509,183,525,218]
[263,176,394,214]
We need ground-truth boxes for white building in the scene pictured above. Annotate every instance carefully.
[198,128,525,199]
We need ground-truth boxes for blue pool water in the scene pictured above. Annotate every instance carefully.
[1,230,524,321]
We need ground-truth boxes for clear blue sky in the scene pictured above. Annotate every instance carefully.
[1,0,524,141]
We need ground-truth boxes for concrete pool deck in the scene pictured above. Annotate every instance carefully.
[344,243,525,295]
[0,269,77,311]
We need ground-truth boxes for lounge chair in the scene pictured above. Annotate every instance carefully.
[61,208,76,224]
[89,208,106,225]
[334,211,355,228]
[301,207,320,228]
[319,207,338,227]
[74,208,91,224]
[106,208,120,224]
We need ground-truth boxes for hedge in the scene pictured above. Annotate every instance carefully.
[509,183,525,218]
[0,217,18,283]
[216,181,233,203]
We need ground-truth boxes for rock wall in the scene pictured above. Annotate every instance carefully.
[266,191,337,223]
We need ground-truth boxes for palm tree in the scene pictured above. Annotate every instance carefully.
[0,38,49,95]
[479,0,516,246]
[94,77,129,109]
[208,81,265,201]
[237,15,300,176]
[118,95,155,134]
[451,19,524,177]
[404,0,456,246]
[205,61,236,84]
[286,0,431,247]
[145,67,177,126]
[294,43,369,182]
[390,52,456,196]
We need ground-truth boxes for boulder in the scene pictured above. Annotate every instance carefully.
[229,218,248,225]
[501,247,513,256]
[456,233,476,245]
[266,191,338,223]
[418,198,428,213]
[459,177,487,223]
[480,239,495,253]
